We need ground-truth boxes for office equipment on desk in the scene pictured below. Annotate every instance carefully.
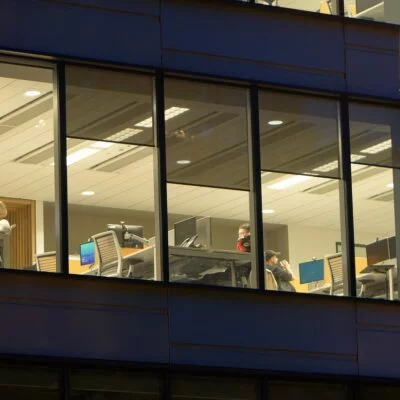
[36,251,57,273]
[107,223,145,249]
[174,217,197,247]
[299,259,324,284]
[80,241,95,266]
[125,246,155,280]
[196,217,212,249]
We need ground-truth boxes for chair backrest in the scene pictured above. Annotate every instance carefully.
[91,231,122,276]
[36,251,57,273]
[327,253,343,295]
[265,268,278,291]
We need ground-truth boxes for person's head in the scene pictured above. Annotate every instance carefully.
[238,223,250,238]
[265,250,280,265]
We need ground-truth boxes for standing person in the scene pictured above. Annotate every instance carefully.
[0,201,13,268]
[265,250,296,292]
[236,223,251,252]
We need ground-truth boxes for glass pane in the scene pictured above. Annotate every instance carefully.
[345,1,395,24]
[268,381,348,400]
[66,66,159,281]
[0,62,56,272]
[350,103,400,300]
[255,0,339,15]
[259,91,344,296]
[0,365,58,399]
[171,375,257,400]
[360,384,400,400]
[71,369,161,400]
[164,78,254,288]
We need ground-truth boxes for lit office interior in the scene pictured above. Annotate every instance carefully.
[65,65,160,280]
[164,78,255,288]
[349,102,399,300]
[252,0,396,24]
[0,62,56,272]
[259,91,344,295]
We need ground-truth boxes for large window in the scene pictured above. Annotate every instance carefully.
[255,0,339,15]
[349,102,400,300]
[65,66,160,280]
[259,91,345,295]
[164,78,255,288]
[0,62,56,273]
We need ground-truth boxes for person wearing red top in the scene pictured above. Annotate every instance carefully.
[236,223,251,252]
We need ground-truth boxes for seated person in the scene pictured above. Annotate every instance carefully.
[265,250,296,292]
[236,223,251,252]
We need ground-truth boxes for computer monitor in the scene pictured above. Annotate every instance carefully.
[106,223,144,249]
[366,238,390,265]
[80,241,95,266]
[174,217,197,247]
[196,217,212,249]
[299,259,324,284]
[388,236,396,259]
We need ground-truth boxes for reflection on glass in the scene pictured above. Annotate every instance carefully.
[66,66,160,281]
[164,78,255,288]
[0,63,56,272]
[350,102,400,300]
[259,91,344,296]
[255,0,338,15]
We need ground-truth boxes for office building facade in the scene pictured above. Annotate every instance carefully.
[1,0,400,398]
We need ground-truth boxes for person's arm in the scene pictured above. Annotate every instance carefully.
[280,260,295,281]
[269,264,292,282]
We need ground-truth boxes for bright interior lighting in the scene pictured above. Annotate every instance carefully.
[312,154,366,173]
[81,191,95,196]
[387,183,394,189]
[24,90,41,97]
[135,107,189,128]
[262,209,275,214]
[268,175,312,190]
[268,120,283,126]
[360,140,392,154]
[91,141,113,149]
[34,119,46,128]
[176,160,191,165]
[66,148,100,166]
[106,128,143,142]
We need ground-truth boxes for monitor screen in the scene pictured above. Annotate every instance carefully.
[196,217,212,249]
[388,236,396,259]
[107,224,144,248]
[366,238,390,265]
[80,241,95,266]
[174,217,197,247]
[299,259,324,284]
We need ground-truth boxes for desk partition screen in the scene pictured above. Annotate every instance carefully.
[299,259,324,284]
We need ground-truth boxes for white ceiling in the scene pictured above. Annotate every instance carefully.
[0,65,396,239]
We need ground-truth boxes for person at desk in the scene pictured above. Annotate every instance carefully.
[236,223,251,252]
[265,250,296,292]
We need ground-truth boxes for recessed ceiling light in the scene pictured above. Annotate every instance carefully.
[262,209,275,214]
[176,159,191,165]
[267,175,312,190]
[24,90,41,97]
[387,183,394,189]
[34,119,46,128]
[268,120,283,126]
[81,191,95,196]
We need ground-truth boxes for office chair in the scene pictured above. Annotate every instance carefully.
[90,231,133,278]
[265,268,278,291]
[36,251,57,273]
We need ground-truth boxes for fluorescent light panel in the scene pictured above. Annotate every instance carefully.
[135,107,189,128]
[360,140,391,154]
[312,154,366,173]
[267,175,312,190]
[66,148,99,166]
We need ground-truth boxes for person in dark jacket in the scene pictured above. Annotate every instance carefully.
[236,223,251,252]
[265,250,296,292]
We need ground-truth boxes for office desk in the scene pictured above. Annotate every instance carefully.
[360,263,396,300]
[169,247,251,287]
[69,247,141,275]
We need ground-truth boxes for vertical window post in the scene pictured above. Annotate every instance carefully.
[154,70,169,282]
[248,85,265,291]
[338,95,356,296]
[53,62,69,274]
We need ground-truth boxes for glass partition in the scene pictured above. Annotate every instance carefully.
[349,102,400,300]
[259,90,344,295]
[0,62,56,272]
[255,0,339,15]
[164,78,255,288]
[65,66,160,280]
